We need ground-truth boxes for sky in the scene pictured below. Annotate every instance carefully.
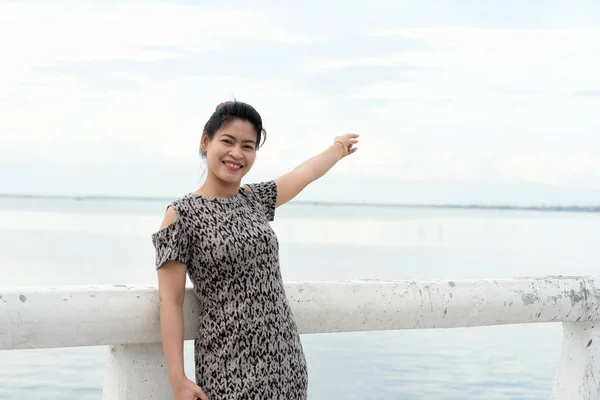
[1,0,600,205]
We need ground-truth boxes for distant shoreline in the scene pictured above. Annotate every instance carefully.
[1,193,599,213]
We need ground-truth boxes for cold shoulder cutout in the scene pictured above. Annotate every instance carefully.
[151,206,191,269]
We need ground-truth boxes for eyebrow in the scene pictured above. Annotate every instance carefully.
[221,133,256,144]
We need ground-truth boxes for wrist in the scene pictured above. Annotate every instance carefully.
[169,371,188,385]
[333,140,346,158]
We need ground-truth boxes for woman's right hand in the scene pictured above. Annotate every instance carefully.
[172,377,208,400]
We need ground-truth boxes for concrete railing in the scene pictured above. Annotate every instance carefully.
[1,276,599,399]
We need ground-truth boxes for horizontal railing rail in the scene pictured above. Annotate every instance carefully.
[1,276,599,399]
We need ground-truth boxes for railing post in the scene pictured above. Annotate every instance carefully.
[102,342,172,400]
[552,322,600,400]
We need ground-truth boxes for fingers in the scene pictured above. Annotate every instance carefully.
[334,133,359,157]
[347,139,359,153]
[334,134,359,142]
[346,135,359,148]
[341,134,359,143]
[195,386,208,400]
[196,392,208,400]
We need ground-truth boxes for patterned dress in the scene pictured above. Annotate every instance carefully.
[151,181,308,399]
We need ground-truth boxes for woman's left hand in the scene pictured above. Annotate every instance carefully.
[334,133,359,158]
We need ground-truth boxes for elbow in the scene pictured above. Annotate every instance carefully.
[156,262,187,309]
[158,290,185,310]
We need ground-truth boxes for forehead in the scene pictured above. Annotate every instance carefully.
[217,119,256,142]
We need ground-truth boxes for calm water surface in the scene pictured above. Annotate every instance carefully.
[1,197,599,399]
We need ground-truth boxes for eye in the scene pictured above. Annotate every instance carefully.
[222,139,233,144]
[244,145,255,150]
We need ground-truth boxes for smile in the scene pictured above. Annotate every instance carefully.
[223,161,243,170]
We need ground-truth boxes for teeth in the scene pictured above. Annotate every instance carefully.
[225,162,241,169]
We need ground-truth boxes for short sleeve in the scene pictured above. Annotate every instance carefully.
[247,180,278,221]
[151,217,190,269]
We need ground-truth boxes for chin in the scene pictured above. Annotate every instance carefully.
[217,170,246,185]
[220,176,242,185]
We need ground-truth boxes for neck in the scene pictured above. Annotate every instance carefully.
[199,174,241,198]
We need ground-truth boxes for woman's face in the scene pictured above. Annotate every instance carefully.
[202,119,257,185]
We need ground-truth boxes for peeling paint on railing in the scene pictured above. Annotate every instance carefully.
[1,276,599,399]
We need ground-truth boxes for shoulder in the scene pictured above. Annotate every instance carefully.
[243,181,277,205]
[159,205,179,229]
[244,180,277,195]
[242,181,277,221]
[157,193,198,228]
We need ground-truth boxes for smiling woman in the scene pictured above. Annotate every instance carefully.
[151,100,359,400]
[198,101,266,198]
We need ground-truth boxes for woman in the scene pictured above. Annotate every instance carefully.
[152,100,359,400]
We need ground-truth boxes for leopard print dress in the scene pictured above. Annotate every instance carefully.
[152,180,308,399]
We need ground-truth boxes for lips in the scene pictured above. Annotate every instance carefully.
[222,160,243,171]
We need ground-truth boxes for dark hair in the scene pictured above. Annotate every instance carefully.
[200,100,267,158]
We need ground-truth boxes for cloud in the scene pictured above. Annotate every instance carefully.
[0,72,348,179]
[0,1,317,105]
[0,2,326,170]
[572,90,600,96]
[0,2,313,62]
[299,27,600,186]
[309,27,600,93]
[2,2,600,200]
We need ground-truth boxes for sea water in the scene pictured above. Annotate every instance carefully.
[1,196,599,399]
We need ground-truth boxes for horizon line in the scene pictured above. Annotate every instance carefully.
[1,193,599,213]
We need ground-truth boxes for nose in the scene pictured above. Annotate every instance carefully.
[229,147,243,159]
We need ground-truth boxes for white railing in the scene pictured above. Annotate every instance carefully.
[1,276,599,399]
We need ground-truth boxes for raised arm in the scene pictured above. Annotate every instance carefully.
[274,133,359,207]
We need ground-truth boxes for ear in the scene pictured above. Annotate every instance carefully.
[200,133,209,153]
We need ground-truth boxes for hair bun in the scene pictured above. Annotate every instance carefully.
[216,101,233,111]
